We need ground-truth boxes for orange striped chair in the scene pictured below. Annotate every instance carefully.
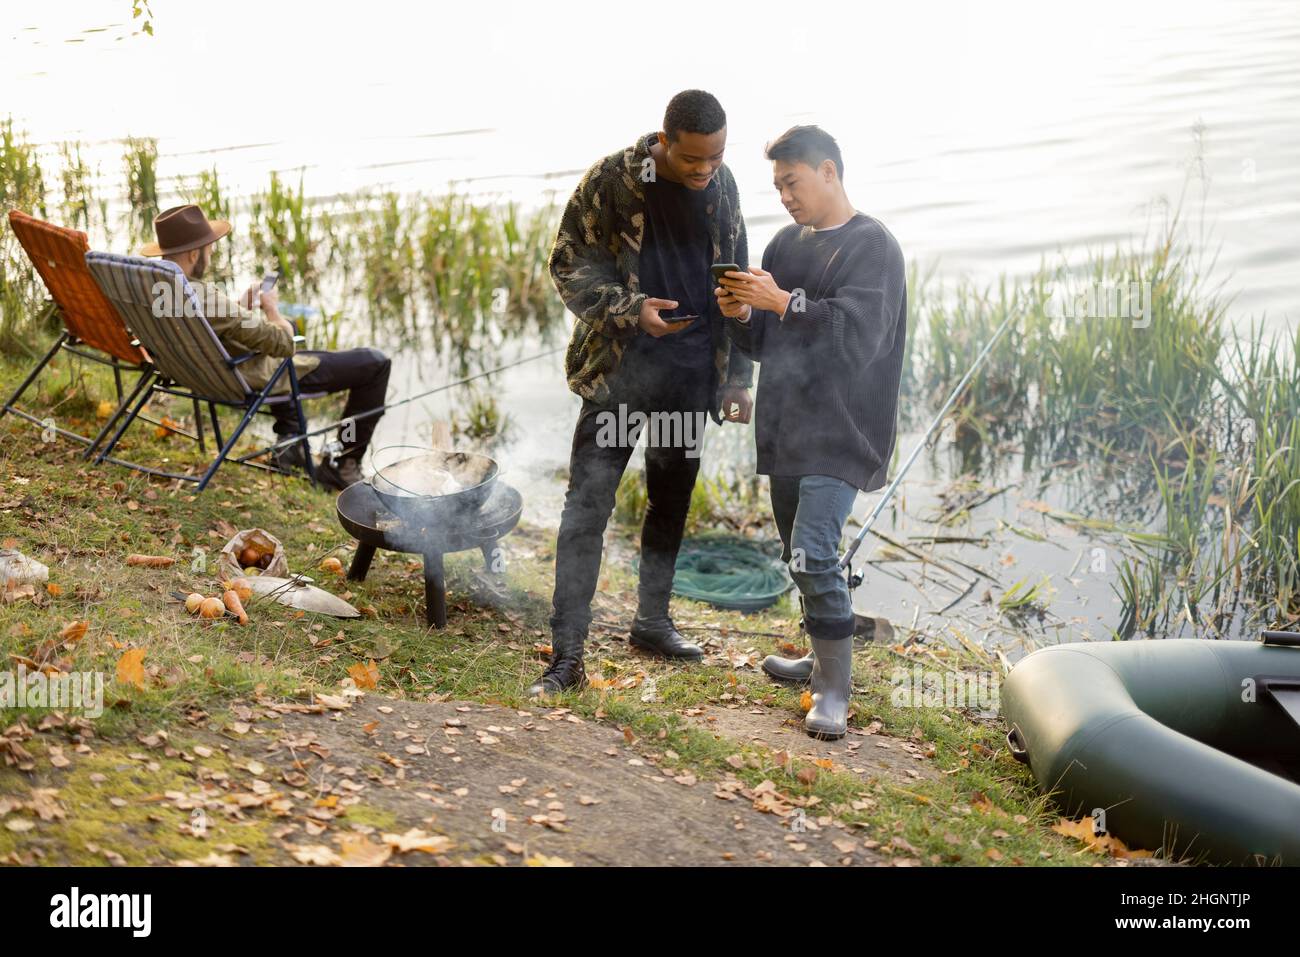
[2,210,184,455]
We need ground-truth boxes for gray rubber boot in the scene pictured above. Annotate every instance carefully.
[762,597,814,683]
[805,636,853,740]
[762,651,814,683]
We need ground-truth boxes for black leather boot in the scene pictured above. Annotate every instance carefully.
[629,614,704,660]
[526,627,587,697]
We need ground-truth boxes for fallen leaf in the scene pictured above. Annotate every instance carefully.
[115,648,147,690]
[291,845,342,866]
[338,834,392,867]
[382,829,453,854]
[153,416,182,439]
[348,660,380,690]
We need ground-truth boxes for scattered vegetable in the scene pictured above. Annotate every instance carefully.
[223,589,249,625]
[126,554,175,568]
[223,578,253,601]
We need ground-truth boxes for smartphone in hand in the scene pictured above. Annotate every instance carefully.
[711,263,741,285]
[260,267,282,293]
[662,313,699,324]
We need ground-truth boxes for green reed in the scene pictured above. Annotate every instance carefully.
[122,136,158,250]
[249,169,320,300]
[376,192,420,328]
[0,118,49,354]
[453,386,511,443]
[56,141,107,239]
[180,166,234,280]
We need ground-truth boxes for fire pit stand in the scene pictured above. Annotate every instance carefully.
[335,479,522,628]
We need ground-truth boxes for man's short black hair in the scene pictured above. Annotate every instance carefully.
[765,125,844,180]
[663,90,727,142]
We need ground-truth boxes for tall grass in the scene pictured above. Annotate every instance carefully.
[907,222,1299,630]
[915,230,1227,462]
[180,166,234,281]
[0,118,49,354]
[361,191,416,330]
[57,140,107,239]
[1220,324,1300,618]
[122,136,158,250]
[249,169,319,300]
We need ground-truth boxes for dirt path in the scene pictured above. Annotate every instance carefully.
[682,702,940,785]
[228,696,895,866]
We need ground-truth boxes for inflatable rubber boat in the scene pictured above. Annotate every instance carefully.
[1001,632,1300,865]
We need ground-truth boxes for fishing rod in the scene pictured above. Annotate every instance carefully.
[244,345,565,459]
[839,306,1021,589]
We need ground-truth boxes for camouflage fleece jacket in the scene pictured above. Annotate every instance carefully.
[548,132,753,422]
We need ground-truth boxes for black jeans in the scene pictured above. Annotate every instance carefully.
[271,348,391,460]
[550,380,711,636]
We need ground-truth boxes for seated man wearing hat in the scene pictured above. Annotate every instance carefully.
[143,204,391,491]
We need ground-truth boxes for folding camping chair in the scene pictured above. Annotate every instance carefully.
[0,209,195,456]
[83,251,323,493]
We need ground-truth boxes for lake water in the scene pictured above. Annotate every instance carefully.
[5,0,1299,638]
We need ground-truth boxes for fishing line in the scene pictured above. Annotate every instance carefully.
[252,344,565,457]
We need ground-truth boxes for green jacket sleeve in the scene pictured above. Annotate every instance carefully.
[202,283,295,359]
[547,162,645,340]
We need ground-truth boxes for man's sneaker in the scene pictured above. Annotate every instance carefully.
[313,457,349,492]
[271,442,309,474]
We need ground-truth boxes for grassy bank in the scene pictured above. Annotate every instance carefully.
[0,354,1107,867]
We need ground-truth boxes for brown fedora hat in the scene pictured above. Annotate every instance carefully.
[139,204,231,257]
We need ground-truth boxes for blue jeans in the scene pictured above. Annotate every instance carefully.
[769,474,860,641]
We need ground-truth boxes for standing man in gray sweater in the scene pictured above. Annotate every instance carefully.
[717,126,907,739]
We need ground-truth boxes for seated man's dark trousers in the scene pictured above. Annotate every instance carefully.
[270,347,392,462]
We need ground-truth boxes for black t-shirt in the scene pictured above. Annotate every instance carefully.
[617,173,715,409]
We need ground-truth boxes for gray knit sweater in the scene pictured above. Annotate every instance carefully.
[727,213,907,492]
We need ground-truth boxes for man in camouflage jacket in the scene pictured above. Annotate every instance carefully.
[551,136,754,413]
[531,90,752,696]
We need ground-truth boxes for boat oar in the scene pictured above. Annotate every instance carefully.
[839,306,1021,590]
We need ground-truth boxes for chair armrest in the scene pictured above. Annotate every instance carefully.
[228,353,260,368]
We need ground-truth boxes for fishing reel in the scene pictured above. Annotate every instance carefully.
[321,438,345,466]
